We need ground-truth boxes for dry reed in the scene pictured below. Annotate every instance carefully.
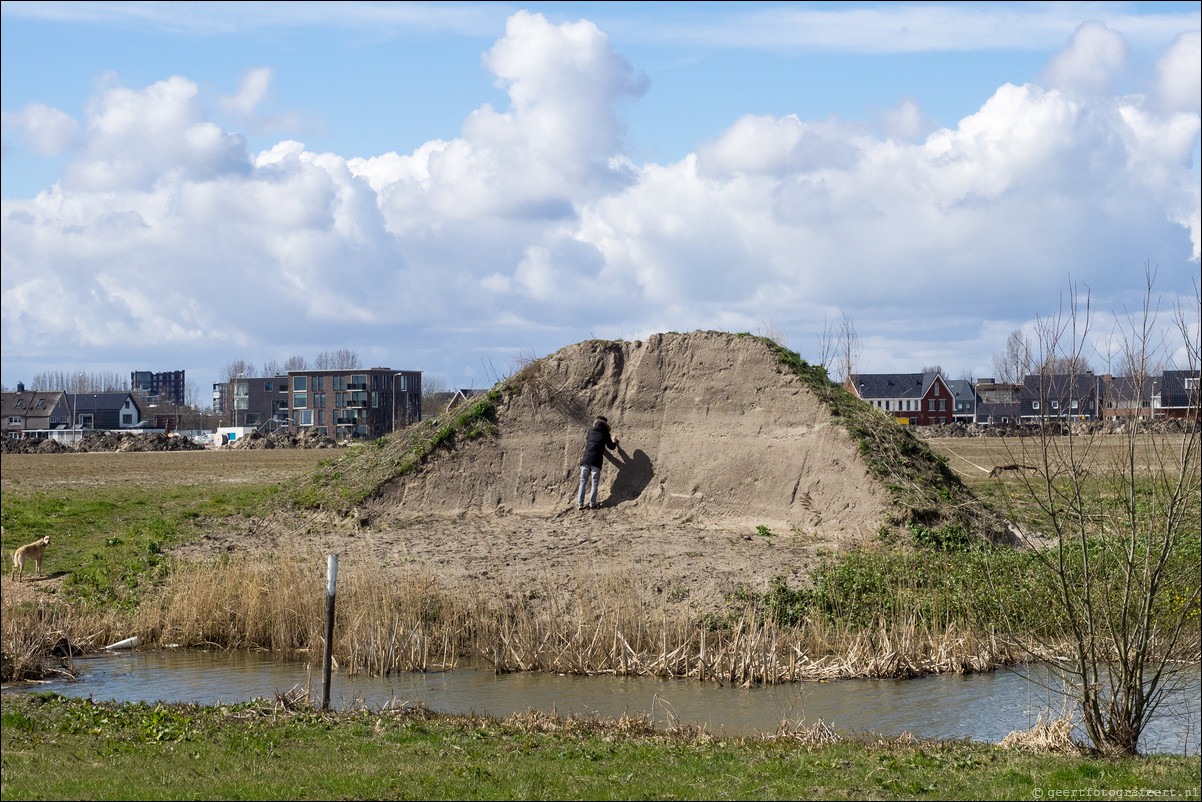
[998,712,1084,754]
[108,553,1040,684]
[4,552,1050,684]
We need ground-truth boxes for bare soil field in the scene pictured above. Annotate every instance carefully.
[924,434,1197,486]
[1,450,331,492]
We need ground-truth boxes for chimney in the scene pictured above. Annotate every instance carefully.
[16,382,24,393]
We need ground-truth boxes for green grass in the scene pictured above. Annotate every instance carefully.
[288,391,502,513]
[1,694,1197,801]
[0,482,282,607]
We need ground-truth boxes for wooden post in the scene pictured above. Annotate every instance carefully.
[321,554,338,711]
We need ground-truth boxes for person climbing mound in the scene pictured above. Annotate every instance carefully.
[577,415,619,510]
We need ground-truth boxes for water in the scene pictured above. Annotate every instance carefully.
[5,650,1198,754]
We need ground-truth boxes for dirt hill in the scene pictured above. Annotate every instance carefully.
[187,331,996,615]
[380,331,889,536]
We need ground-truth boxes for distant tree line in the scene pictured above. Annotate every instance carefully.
[27,370,129,394]
[219,349,365,383]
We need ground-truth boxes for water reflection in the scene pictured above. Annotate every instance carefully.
[5,650,1198,755]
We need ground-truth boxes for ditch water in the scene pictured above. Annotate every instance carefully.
[4,650,1199,755]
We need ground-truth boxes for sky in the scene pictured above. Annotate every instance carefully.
[2,1,1200,402]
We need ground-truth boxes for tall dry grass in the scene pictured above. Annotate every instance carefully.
[93,553,1034,683]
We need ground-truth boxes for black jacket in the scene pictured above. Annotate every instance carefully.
[580,420,618,468]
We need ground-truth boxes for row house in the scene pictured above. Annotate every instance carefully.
[1152,370,1200,419]
[2,386,70,439]
[1019,374,1102,422]
[3,386,144,438]
[850,372,955,426]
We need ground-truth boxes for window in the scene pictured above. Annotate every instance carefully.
[296,409,313,426]
[265,381,274,391]
[122,414,133,425]
[294,392,307,409]
[314,376,324,392]
[884,400,890,411]
[1051,400,1059,410]
[938,399,946,411]
[1071,399,1078,409]
[1033,400,1041,410]
[7,416,21,425]
[928,399,936,411]
[1185,378,1199,390]
[293,376,307,391]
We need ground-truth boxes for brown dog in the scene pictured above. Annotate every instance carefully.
[11,536,50,581]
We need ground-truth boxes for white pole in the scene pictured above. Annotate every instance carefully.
[321,554,339,710]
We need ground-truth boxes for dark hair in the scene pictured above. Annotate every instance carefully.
[596,415,608,423]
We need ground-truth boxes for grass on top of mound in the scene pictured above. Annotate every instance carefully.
[747,335,1005,544]
[287,390,503,513]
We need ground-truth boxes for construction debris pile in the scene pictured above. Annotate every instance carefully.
[223,428,341,450]
[1,432,205,454]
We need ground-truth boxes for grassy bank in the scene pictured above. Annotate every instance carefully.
[2,694,1197,801]
[3,447,1198,684]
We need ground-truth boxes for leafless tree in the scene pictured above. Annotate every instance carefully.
[31,370,127,393]
[816,312,861,385]
[219,359,253,383]
[921,364,944,376]
[261,359,283,377]
[997,273,1200,755]
[991,329,1032,384]
[315,348,362,370]
[757,320,787,348]
[284,355,307,372]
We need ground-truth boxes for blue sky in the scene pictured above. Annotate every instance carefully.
[2,1,1200,401]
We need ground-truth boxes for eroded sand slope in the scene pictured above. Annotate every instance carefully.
[382,331,888,538]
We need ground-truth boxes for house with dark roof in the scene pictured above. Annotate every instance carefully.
[1101,375,1154,420]
[976,401,1021,425]
[1152,370,1200,419]
[946,379,978,424]
[68,392,145,431]
[2,386,70,439]
[1019,374,1102,422]
[445,388,490,413]
[850,372,955,426]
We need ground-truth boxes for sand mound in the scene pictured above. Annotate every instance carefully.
[380,331,889,536]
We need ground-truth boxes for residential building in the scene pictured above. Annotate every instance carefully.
[285,367,422,439]
[444,388,490,414]
[850,372,955,426]
[975,401,1021,425]
[1,385,70,439]
[1101,375,1154,420]
[973,378,1022,404]
[67,392,145,430]
[1019,374,1102,421]
[1152,370,1201,419]
[131,369,186,406]
[946,379,978,424]
[213,376,289,429]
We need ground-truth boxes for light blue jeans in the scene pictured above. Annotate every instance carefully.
[577,465,600,508]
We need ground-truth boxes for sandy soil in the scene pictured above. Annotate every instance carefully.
[176,333,893,614]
